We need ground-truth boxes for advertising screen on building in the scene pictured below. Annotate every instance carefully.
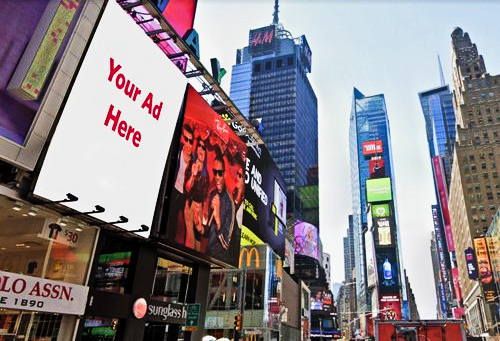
[33,0,186,234]
[375,247,400,294]
[369,158,385,178]
[294,221,320,261]
[228,120,286,259]
[362,140,383,156]
[249,25,275,54]
[379,294,401,321]
[374,217,392,246]
[165,85,246,267]
[432,156,455,252]
[366,177,392,203]
[473,237,498,301]
[464,247,478,280]
[372,204,390,218]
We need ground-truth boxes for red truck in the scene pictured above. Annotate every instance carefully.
[374,319,466,340]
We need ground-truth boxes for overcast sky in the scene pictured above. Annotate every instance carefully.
[193,0,500,319]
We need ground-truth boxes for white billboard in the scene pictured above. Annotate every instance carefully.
[33,0,187,234]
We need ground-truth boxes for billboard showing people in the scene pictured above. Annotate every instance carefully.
[166,85,246,267]
[227,119,287,259]
[294,221,320,261]
[379,294,401,320]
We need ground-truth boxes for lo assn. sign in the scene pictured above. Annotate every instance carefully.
[0,271,89,315]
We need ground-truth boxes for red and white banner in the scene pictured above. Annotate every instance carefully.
[362,140,383,156]
[0,271,89,315]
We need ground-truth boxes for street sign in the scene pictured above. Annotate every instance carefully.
[185,303,201,329]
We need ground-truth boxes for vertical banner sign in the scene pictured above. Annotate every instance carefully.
[464,247,478,280]
[432,157,455,251]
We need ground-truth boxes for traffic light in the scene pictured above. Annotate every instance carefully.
[234,314,242,332]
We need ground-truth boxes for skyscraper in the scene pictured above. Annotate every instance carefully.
[229,4,318,220]
[418,75,461,318]
[449,27,500,336]
[349,88,408,334]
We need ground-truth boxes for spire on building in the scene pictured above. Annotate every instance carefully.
[438,55,446,86]
[273,0,279,25]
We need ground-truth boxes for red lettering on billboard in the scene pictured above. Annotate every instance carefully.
[104,105,142,147]
[362,140,383,156]
[108,57,142,101]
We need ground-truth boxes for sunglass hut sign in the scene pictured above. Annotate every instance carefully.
[104,57,164,148]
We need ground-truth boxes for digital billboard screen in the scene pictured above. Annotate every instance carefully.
[228,120,286,259]
[362,140,383,156]
[379,294,401,321]
[369,158,385,178]
[464,247,478,280]
[366,177,392,203]
[375,247,400,294]
[372,204,390,218]
[294,221,319,261]
[310,288,333,311]
[474,237,498,301]
[374,217,392,246]
[33,0,187,234]
[165,85,247,267]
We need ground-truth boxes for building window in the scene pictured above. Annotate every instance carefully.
[151,258,192,303]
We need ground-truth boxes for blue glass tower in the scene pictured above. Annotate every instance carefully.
[418,80,458,319]
[349,88,408,328]
[230,20,317,220]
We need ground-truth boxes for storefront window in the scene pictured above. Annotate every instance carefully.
[245,271,264,310]
[151,258,191,303]
[207,270,241,311]
[0,196,97,340]
[0,196,97,285]
[93,234,136,294]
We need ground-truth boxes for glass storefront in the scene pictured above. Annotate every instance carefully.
[0,195,98,340]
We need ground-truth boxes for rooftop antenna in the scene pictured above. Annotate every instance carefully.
[438,54,446,86]
[273,0,279,25]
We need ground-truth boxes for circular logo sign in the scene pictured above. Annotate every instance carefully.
[133,298,147,319]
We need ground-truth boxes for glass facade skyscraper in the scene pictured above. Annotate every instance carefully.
[418,84,459,318]
[349,88,408,330]
[230,24,318,220]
